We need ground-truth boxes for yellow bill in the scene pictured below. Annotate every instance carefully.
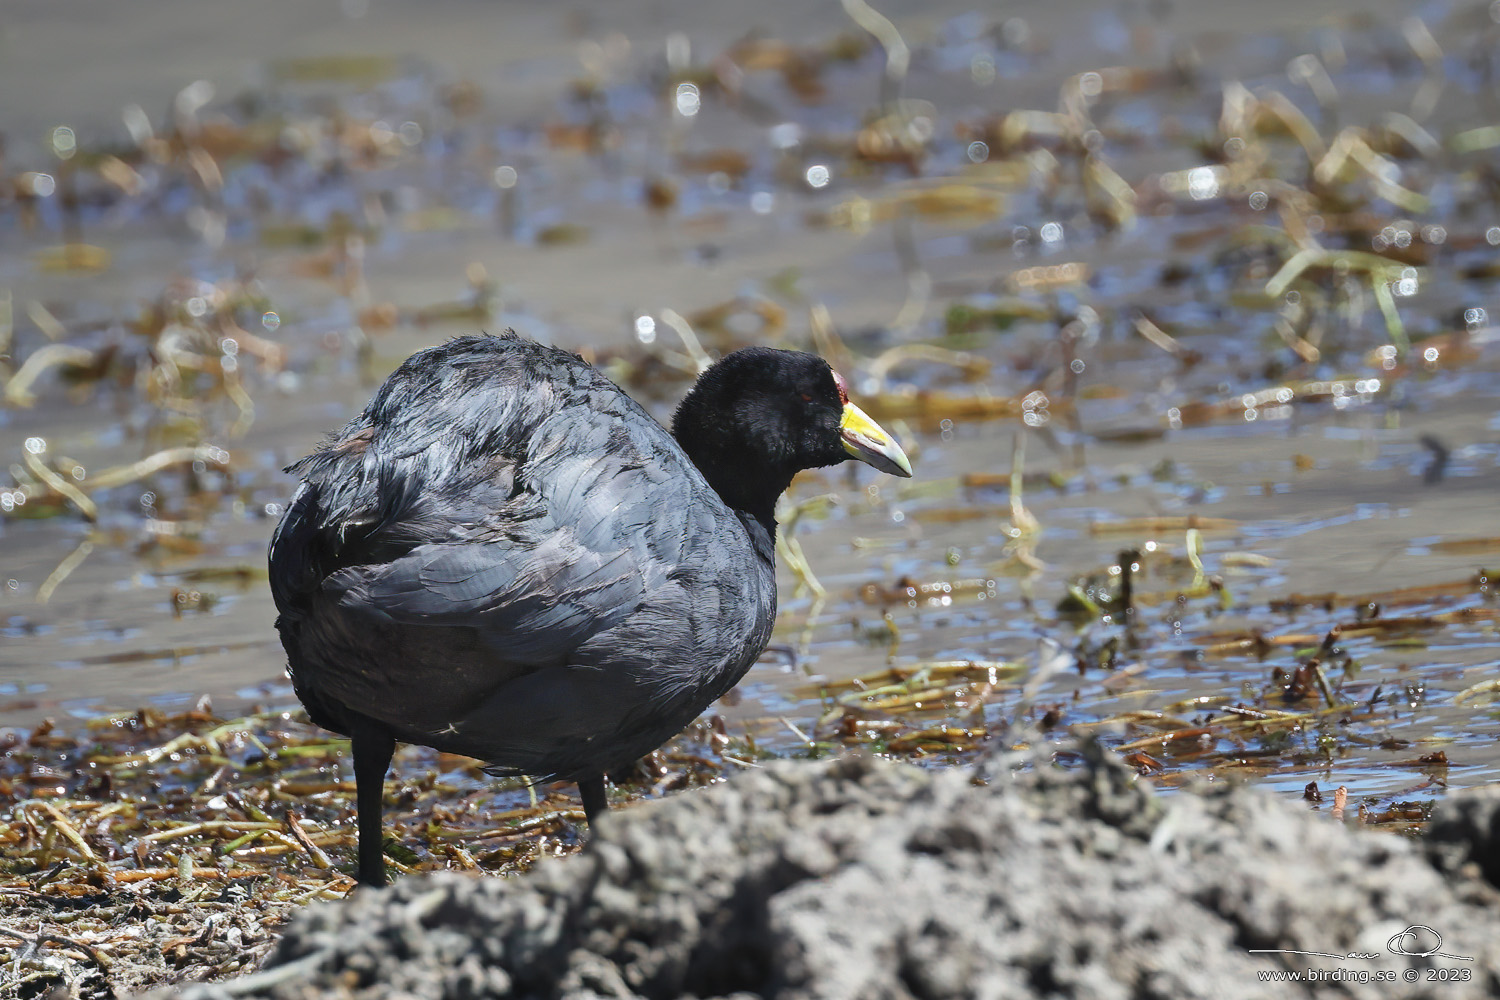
[840,402,912,477]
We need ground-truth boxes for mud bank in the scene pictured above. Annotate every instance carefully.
[162,737,1500,1000]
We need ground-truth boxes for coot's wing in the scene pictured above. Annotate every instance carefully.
[325,448,692,661]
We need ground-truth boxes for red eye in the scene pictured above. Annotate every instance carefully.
[801,393,813,402]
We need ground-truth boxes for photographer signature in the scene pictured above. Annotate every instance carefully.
[1249,924,1473,963]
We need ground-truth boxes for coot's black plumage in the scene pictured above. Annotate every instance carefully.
[268,332,910,885]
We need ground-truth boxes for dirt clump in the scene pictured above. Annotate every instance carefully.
[160,735,1500,1000]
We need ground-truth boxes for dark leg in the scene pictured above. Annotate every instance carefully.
[578,774,607,826]
[350,714,396,887]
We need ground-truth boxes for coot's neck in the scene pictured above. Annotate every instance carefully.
[681,448,790,539]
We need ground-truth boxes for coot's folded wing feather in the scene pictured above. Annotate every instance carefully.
[328,524,652,661]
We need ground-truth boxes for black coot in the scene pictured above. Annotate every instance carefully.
[268,332,911,885]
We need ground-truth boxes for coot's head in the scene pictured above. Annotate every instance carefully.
[673,347,911,523]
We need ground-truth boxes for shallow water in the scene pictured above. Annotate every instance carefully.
[3,0,1500,825]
